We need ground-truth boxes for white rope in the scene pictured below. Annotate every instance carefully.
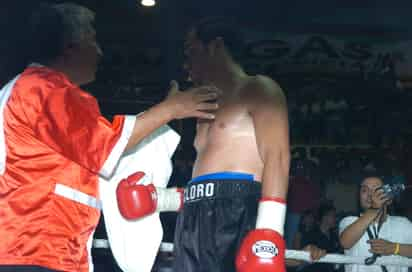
[159,243,412,267]
[286,249,412,267]
[94,241,411,267]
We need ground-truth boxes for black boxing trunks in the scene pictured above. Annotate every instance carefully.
[173,172,261,272]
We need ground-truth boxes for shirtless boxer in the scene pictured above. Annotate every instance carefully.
[116,18,290,272]
[173,18,290,272]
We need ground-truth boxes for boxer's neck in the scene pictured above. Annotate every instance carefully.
[208,57,248,95]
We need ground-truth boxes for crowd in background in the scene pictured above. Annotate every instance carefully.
[285,80,412,146]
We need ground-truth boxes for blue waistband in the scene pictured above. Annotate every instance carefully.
[190,172,255,183]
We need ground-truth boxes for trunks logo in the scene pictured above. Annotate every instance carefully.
[184,183,215,202]
[252,240,278,259]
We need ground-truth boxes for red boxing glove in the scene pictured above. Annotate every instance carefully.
[236,197,287,272]
[116,171,183,220]
[236,229,285,272]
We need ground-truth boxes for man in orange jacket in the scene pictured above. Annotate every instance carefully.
[0,3,218,272]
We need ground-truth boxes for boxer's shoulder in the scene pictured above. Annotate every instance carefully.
[241,75,282,96]
[240,75,285,110]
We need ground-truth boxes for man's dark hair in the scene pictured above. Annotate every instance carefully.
[27,2,95,64]
[358,170,386,186]
[27,3,65,64]
[191,17,245,61]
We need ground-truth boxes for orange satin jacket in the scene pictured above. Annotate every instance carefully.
[0,66,134,272]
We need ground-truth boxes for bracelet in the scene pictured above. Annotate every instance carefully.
[394,243,400,255]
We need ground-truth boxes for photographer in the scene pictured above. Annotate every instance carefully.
[339,173,412,272]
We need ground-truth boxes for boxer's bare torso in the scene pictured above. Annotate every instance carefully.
[192,76,264,181]
[184,28,289,195]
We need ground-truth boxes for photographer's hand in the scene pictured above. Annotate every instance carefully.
[371,187,391,209]
[368,239,396,256]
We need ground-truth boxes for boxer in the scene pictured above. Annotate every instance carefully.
[117,17,290,272]
[174,17,290,272]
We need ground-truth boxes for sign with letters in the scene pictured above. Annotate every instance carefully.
[241,32,410,78]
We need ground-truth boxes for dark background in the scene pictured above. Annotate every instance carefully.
[1,1,412,271]
[2,0,412,112]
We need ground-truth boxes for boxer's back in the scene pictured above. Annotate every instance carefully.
[193,76,264,181]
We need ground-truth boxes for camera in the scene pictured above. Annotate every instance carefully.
[379,184,406,199]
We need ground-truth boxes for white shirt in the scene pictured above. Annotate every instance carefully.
[339,215,412,272]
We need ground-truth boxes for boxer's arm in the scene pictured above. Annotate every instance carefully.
[235,76,289,272]
[249,76,290,200]
[250,76,289,234]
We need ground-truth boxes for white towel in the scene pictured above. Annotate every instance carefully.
[99,125,180,272]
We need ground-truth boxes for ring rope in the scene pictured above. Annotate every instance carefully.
[159,242,412,267]
[285,249,412,267]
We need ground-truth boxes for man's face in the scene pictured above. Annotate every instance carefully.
[359,177,384,210]
[68,26,103,85]
[183,29,210,85]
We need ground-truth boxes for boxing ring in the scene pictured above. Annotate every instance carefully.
[93,239,412,269]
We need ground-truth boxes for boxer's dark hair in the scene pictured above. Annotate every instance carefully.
[191,17,245,62]
[26,2,94,64]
